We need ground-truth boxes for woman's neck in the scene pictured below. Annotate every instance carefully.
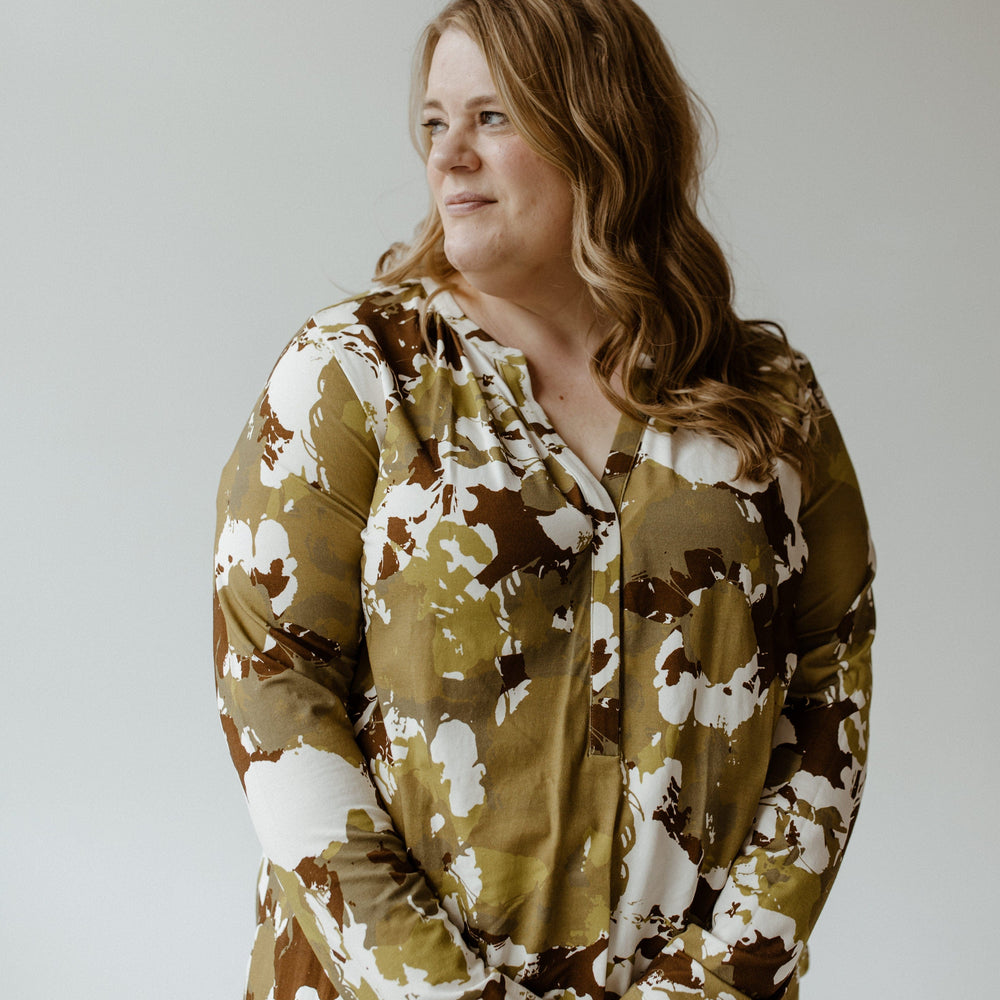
[451,271,624,482]
[452,272,606,362]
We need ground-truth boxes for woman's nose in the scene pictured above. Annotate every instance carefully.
[429,126,480,172]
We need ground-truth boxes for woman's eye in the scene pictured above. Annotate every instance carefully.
[480,110,508,126]
[421,119,446,136]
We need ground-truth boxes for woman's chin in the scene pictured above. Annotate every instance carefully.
[444,247,491,280]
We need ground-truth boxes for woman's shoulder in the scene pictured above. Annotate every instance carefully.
[261,281,436,451]
[269,281,433,383]
[291,280,440,383]
[308,280,431,335]
[740,324,831,429]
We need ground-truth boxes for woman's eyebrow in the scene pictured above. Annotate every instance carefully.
[421,94,501,112]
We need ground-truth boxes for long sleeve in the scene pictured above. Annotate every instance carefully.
[213,319,552,1000]
[620,389,874,1000]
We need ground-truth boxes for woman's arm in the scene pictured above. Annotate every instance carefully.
[214,317,556,1000]
[620,382,874,1000]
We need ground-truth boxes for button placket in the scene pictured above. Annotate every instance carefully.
[588,506,622,756]
[459,332,634,760]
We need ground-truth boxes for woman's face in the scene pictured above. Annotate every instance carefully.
[422,29,578,302]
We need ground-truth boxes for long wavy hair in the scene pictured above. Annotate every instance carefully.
[377,0,819,482]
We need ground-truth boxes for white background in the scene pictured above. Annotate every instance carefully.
[3,1,997,996]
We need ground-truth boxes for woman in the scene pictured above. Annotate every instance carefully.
[213,1,874,998]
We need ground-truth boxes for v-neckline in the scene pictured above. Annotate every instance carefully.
[429,285,644,509]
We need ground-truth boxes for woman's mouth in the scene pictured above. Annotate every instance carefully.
[444,193,496,215]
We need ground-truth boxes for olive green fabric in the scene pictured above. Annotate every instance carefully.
[214,283,874,1000]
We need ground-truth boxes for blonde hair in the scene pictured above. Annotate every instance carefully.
[377,0,819,481]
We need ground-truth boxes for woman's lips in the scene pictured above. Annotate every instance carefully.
[444,193,496,215]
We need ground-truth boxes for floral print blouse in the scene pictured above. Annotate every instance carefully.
[214,282,874,1000]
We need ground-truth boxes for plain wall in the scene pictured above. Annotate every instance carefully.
[3,1,997,996]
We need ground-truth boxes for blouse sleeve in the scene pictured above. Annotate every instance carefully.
[620,375,875,1000]
[213,319,555,1000]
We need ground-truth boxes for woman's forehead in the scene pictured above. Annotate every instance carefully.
[425,28,494,96]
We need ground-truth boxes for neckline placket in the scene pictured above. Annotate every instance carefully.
[430,289,645,759]
[478,341,645,760]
